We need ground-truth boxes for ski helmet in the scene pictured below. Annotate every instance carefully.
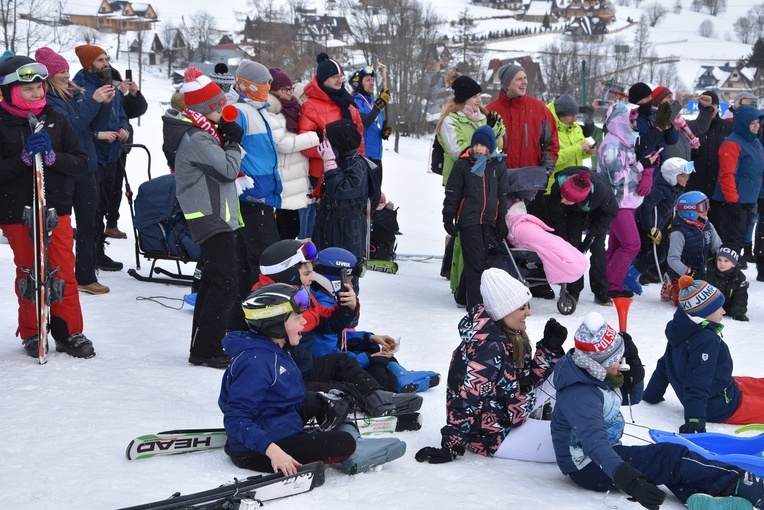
[314,247,364,294]
[661,158,694,186]
[259,240,318,284]
[0,55,48,103]
[676,191,709,221]
[349,65,375,93]
[242,283,311,338]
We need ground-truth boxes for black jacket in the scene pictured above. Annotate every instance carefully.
[705,265,748,317]
[0,105,87,224]
[687,114,733,199]
[443,153,509,228]
[549,166,617,240]
[636,173,682,232]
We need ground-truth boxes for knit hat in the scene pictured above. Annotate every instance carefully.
[717,244,739,267]
[269,67,292,91]
[451,75,482,103]
[74,44,106,69]
[572,312,624,381]
[34,47,68,77]
[661,157,692,186]
[735,91,758,104]
[325,119,361,155]
[651,85,672,106]
[678,275,725,318]
[628,82,652,104]
[236,60,271,86]
[471,125,496,154]
[209,63,235,92]
[555,93,579,118]
[702,90,720,106]
[561,171,592,203]
[499,64,524,91]
[479,268,531,321]
[316,52,343,83]
[182,67,227,114]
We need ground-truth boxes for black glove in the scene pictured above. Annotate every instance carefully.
[579,234,593,255]
[613,463,667,510]
[581,105,595,124]
[486,111,501,128]
[620,332,645,387]
[381,123,393,140]
[655,101,673,131]
[495,221,508,240]
[679,420,706,434]
[373,88,391,110]
[444,218,457,237]
[218,121,243,145]
[542,318,567,352]
[415,446,458,464]
[316,390,351,431]
[729,305,749,322]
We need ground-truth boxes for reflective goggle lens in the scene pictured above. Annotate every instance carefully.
[1,62,49,85]
[697,199,710,213]
[362,66,374,75]
[682,161,695,174]
[292,287,311,313]
[300,241,318,262]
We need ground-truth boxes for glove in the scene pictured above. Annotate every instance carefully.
[655,101,673,131]
[415,446,458,464]
[316,390,351,431]
[542,318,567,352]
[685,268,697,279]
[648,227,662,245]
[218,120,243,145]
[317,140,337,170]
[637,168,653,197]
[579,234,593,255]
[24,130,52,156]
[486,111,501,128]
[495,221,508,240]
[613,463,667,510]
[620,332,645,387]
[381,123,393,140]
[443,219,457,237]
[234,175,255,196]
[679,419,707,434]
[582,105,595,124]
[373,88,391,110]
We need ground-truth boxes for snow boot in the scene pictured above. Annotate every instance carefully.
[336,423,406,475]
[364,389,423,417]
[732,471,764,508]
[55,333,95,359]
[387,362,440,393]
[686,494,753,510]
[622,265,643,295]
[22,335,46,358]
[96,238,123,272]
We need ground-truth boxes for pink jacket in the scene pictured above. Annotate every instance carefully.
[506,212,587,284]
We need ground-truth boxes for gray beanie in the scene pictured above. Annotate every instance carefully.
[571,312,624,381]
[555,94,579,118]
[499,64,524,91]
[236,60,272,85]
[480,268,531,321]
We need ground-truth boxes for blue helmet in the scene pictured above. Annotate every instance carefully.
[314,247,363,294]
[676,191,709,221]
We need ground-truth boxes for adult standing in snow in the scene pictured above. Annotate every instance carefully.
[630,82,677,167]
[657,88,714,162]
[0,55,95,358]
[350,65,391,187]
[416,269,566,464]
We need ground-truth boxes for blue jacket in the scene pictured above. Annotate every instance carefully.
[712,106,764,204]
[218,331,306,454]
[551,352,627,478]
[643,308,740,424]
[311,287,375,367]
[45,88,100,174]
[636,173,681,232]
[635,108,678,162]
[354,92,384,160]
[72,69,129,166]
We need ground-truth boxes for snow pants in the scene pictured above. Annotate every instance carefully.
[607,208,641,292]
[725,377,764,425]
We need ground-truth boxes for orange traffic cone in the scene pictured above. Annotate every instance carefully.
[612,296,632,332]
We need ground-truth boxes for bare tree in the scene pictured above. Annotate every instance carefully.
[673,0,682,14]
[188,10,217,62]
[19,0,50,55]
[451,8,484,77]
[698,19,715,37]
[701,0,726,15]
[733,4,764,44]
[0,0,19,52]
[645,2,668,27]
[76,25,100,45]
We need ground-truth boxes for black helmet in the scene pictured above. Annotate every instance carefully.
[259,240,318,284]
[349,65,375,93]
[242,283,310,338]
[0,55,48,102]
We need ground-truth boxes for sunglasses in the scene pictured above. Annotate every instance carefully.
[260,241,318,276]
[243,286,311,321]
[0,62,49,85]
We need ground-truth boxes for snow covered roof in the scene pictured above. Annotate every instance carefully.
[526,0,553,16]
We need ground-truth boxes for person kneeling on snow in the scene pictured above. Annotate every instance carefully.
[416,268,566,464]
[704,244,749,322]
[551,311,764,510]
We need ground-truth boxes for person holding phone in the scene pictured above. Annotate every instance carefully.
[629,82,678,170]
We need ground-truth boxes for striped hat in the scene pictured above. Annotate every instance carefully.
[678,275,725,318]
[182,67,227,114]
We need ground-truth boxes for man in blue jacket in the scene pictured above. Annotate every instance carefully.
[349,66,390,187]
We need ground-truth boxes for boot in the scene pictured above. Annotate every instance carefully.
[55,333,96,359]
[386,362,440,393]
[22,335,47,358]
[686,494,752,510]
[336,423,406,475]
[363,389,422,417]
[97,237,123,272]
[622,265,643,295]
[732,471,764,509]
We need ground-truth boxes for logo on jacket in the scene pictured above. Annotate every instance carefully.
[701,353,709,362]
[279,365,287,374]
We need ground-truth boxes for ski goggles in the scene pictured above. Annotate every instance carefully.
[678,199,710,214]
[260,241,318,276]
[243,286,311,321]
[0,62,49,85]
[681,161,695,174]
[316,257,367,280]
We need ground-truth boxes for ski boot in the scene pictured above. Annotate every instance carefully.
[622,265,643,295]
[387,361,440,393]
[336,423,406,475]
[55,333,96,359]
[363,389,422,417]
[686,494,752,510]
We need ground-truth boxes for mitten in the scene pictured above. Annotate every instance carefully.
[679,419,706,434]
[637,168,653,197]
[648,227,662,245]
[317,140,337,170]
[381,123,393,140]
[495,221,509,240]
[613,463,667,510]
[542,318,567,352]
[620,332,645,387]
[486,111,501,128]
[655,102,673,131]
[218,120,243,145]
[22,131,55,166]
[374,88,391,110]
[415,446,459,464]
[443,219,457,237]
[234,174,255,195]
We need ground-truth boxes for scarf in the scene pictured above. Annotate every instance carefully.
[235,76,270,103]
[183,108,222,146]
[1,86,47,117]
[461,104,483,122]
[674,116,700,149]
[470,152,505,177]
[319,83,356,120]
[280,96,301,133]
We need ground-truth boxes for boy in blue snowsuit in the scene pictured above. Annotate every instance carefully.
[552,311,764,510]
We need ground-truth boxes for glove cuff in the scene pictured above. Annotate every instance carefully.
[612,462,643,495]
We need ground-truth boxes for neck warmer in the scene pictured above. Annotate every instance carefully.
[461,104,483,122]
[319,83,356,120]
[1,85,47,117]
[605,371,624,389]
[236,76,270,103]
[183,108,222,146]
[279,96,301,133]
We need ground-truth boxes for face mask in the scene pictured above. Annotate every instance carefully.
[638,103,654,116]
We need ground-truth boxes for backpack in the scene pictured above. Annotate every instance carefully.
[430,135,445,175]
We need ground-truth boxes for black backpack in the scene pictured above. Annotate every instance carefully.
[430,136,445,175]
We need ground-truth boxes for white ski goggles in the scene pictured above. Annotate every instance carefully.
[0,62,49,85]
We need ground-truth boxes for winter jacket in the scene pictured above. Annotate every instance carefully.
[232,97,282,208]
[436,110,505,185]
[545,100,589,193]
[219,331,306,454]
[705,265,748,318]
[712,106,764,205]
[45,88,100,175]
[487,90,559,174]
[265,94,319,210]
[354,91,384,160]
[667,215,721,278]
[634,104,678,163]
[298,76,364,182]
[72,69,129,166]
[163,110,242,245]
[443,152,509,229]
[550,351,628,478]
[506,211,588,284]
[0,105,87,224]
[598,103,646,209]
[549,166,618,240]
[664,100,714,161]
[441,305,561,456]
[122,90,148,119]
[635,173,682,232]
[642,308,740,424]
[687,113,733,199]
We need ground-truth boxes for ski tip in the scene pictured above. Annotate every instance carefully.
[125,440,136,460]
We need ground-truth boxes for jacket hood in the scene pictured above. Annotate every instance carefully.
[665,306,717,347]
[604,102,638,147]
[222,330,282,357]
[161,109,194,154]
[304,75,331,103]
[266,92,283,114]
[553,350,611,392]
[732,105,764,141]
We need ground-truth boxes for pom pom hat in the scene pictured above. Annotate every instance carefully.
[316,52,343,83]
[561,171,592,203]
[480,268,532,321]
[182,67,227,114]
[678,275,725,318]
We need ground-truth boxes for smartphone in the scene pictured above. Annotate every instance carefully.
[340,268,351,289]
[102,67,113,85]
[585,136,596,147]
[125,69,132,81]
[595,100,609,107]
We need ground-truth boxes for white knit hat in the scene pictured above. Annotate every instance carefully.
[480,268,531,321]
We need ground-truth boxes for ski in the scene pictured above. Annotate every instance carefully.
[367,260,398,274]
[395,255,435,262]
[116,461,325,509]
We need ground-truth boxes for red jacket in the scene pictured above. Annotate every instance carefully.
[487,91,559,173]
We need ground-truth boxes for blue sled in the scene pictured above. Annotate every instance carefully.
[650,429,764,477]
[183,293,197,307]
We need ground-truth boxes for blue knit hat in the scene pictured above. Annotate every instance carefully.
[471,125,496,154]
[678,275,725,318]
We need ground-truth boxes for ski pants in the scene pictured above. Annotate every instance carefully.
[3,215,83,343]
[458,224,493,310]
[95,162,118,237]
[105,151,127,229]
[606,208,641,292]
[307,353,384,407]
[725,377,764,425]
[68,171,99,286]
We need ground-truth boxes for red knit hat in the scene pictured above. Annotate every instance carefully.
[74,44,106,69]
[34,47,69,77]
[561,171,592,203]
[182,67,227,114]
[651,86,672,106]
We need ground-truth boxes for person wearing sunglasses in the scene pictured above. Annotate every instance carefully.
[349,65,391,187]
[0,55,95,359]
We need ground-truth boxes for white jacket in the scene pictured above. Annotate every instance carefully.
[265,93,319,210]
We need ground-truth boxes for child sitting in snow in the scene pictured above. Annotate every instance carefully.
[704,244,749,322]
